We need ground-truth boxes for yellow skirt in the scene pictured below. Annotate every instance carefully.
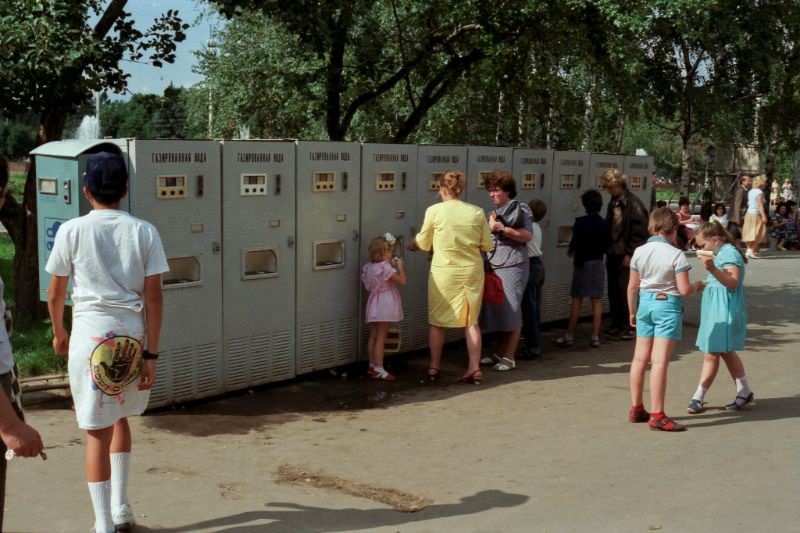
[427,264,484,327]
[742,212,766,243]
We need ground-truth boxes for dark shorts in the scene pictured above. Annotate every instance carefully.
[570,259,605,298]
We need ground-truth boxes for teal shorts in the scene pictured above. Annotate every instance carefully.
[636,291,683,340]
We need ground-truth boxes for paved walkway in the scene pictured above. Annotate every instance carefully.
[7,251,800,533]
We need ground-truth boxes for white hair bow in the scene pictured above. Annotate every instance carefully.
[384,232,396,243]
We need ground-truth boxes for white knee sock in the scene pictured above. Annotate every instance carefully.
[735,376,751,397]
[110,452,131,513]
[692,385,708,402]
[87,480,114,533]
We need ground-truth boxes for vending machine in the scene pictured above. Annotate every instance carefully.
[543,151,590,321]
[359,144,418,356]
[465,146,513,212]
[126,139,223,407]
[32,140,128,301]
[221,140,296,390]
[295,141,361,374]
[624,154,655,209]
[411,145,468,347]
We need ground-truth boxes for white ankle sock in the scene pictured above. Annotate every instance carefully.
[87,480,114,533]
[110,452,131,514]
[735,376,752,397]
[692,385,708,402]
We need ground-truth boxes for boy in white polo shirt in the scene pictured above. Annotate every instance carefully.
[46,151,168,533]
[626,208,697,432]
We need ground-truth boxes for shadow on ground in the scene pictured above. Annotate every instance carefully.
[131,489,527,533]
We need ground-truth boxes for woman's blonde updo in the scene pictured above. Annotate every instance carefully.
[438,171,465,197]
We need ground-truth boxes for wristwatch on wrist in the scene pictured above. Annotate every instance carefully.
[143,350,159,360]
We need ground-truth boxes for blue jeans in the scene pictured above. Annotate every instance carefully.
[522,257,544,351]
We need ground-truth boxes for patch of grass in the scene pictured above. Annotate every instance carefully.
[0,235,66,377]
[8,172,26,203]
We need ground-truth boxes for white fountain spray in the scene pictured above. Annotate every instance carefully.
[76,91,101,140]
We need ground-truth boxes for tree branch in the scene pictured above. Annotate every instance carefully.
[94,0,128,38]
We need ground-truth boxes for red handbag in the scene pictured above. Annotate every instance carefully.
[483,270,505,304]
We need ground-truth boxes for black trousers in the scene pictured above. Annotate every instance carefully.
[606,255,631,331]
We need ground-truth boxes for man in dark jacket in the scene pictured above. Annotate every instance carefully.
[728,174,751,240]
[603,169,649,340]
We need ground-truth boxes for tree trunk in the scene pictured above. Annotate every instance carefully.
[0,110,67,321]
[680,136,691,196]
[614,106,626,153]
[581,74,596,152]
[495,90,507,145]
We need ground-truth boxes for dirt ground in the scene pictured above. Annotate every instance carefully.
[6,252,800,533]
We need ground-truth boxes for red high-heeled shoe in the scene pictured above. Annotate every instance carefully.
[457,369,482,385]
[427,367,441,381]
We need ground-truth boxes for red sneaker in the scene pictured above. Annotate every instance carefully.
[648,415,687,432]
[628,406,650,423]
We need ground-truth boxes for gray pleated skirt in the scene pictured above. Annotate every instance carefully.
[480,261,530,332]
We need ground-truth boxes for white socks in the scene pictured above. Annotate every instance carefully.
[110,452,131,514]
[735,376,751,396]
[87,480,114,533]
[692,384,708,402]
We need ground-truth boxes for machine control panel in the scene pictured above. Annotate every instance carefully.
[157,175,187,199]
[313,172,336,192]
[476,171,494,189]
[629,175,643,190]
[522,173,538,190]
[560,174,576,190]
[376,172,396,191]
[241,174,267,196]
[429,172,444,191]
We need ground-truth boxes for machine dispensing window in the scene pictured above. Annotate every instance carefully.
[242,249,278,279]
[477,172,494,189]
[522,173,537,190]
[157,175,187,199]
[630,176,642,190]
[560,174,576,190]
[429,172,444,191]
[376,172,396,191]
[162,257,201,288]
[557,225,573,247]
[38,178,58,195]
[390,236,405,259]
[313,240,345,270]
[241,174,267,196]
[313,172,336,192]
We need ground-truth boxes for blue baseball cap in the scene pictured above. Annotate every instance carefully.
[83,151,127,197]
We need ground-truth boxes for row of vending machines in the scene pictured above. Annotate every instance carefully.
[32,139,653,407]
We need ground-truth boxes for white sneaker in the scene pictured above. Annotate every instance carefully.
[480,355,498,366]
[112,504,134,532]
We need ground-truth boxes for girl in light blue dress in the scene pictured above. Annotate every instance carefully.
[687,221,754,414]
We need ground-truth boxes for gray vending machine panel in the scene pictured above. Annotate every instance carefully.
[465,146,513,213]
[624,155,655,210]
[545,151,590,322]
[222,140,296,390]
[296,141,361,373]
[359,143,418,357]
[127,139,223,407]
[413,145,468,346]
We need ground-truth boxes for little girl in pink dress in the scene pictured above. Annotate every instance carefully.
[361,234,406,380]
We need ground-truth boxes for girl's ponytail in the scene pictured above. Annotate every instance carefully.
[695,221,748,264]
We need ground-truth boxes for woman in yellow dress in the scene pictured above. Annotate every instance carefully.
[410,172,493,383]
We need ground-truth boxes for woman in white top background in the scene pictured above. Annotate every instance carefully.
[741,174,768,259]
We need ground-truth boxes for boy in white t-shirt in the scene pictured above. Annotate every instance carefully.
[627,208,697,432]
[46,151,168,533]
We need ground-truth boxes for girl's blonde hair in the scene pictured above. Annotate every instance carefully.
[694,221,748,264]
[438,171,465,197]
[753,174,767,189]
[648,207,678,235]
[367,236,391,262]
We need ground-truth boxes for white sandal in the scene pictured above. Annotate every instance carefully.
[492,357,516,372]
